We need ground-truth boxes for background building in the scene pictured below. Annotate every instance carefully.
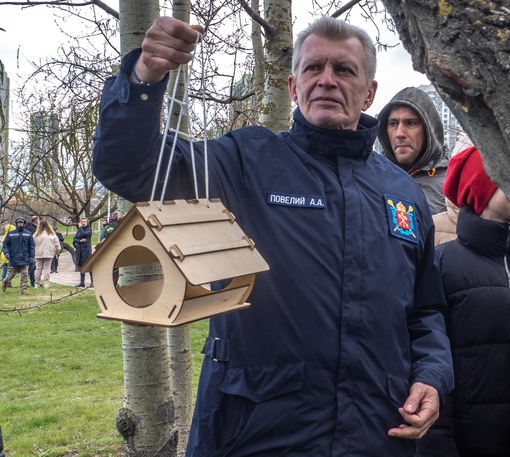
[417,84,463,152]
[0,64,10,213]
[29,110,60,194]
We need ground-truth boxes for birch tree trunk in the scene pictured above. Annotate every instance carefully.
[118,325,177,457]
[167,3,194,454]
[258,0,293,132]
[116,1,178,456]
[251,0,265,112]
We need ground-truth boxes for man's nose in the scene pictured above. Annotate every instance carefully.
[395,122,407,137]
[318,66,337,87]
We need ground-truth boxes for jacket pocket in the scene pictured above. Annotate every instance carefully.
[220,361,305,402]
[386,373,410,408]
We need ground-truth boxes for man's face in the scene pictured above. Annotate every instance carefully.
[288,34,377,130]
[386,106,426,167]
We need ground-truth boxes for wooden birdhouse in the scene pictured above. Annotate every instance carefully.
[81,199,269,327]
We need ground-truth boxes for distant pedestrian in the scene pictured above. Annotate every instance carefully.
[34,220,62,289]
[1,223,15,288]
[51,226,64,273]
[99,213,119,241]
[2,216,35,295]
[73,217,93,287]
[24,215,39,287]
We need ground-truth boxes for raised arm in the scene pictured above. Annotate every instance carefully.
[131,17,205,85]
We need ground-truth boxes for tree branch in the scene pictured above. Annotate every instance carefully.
[0,0,118,19]
[239,0,278,38]
[331,0,363,18]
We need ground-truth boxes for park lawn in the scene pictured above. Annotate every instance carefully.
[0,281,208,457]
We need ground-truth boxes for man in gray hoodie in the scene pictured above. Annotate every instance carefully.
[378,87,449,215]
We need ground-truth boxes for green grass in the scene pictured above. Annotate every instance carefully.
[0,281,208,457]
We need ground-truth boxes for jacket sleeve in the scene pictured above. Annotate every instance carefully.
[92,49,171,203]
[29,234,35,259]
[93,48,255,207]
[73,230,80,246]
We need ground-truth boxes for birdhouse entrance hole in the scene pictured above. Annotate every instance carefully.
[113,245,164,309]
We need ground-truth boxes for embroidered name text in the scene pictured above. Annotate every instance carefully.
[267,193,326,208]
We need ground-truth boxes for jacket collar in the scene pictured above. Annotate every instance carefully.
[289,108,379,160]
[457,206,510,259]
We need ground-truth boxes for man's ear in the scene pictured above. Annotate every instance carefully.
[362,80,378,111]
[288,75,298,104]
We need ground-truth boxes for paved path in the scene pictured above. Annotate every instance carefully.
[49,250,85,287]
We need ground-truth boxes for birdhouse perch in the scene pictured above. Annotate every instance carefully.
[81,199,269,326]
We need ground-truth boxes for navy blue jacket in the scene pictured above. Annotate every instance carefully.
[73,226,92,267]
[2,227,35,266]
[93,50,454,457]
[434,207,510,456]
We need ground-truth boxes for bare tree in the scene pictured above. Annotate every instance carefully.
[2,2,510,456]
[114,2,181,456]
[2,12,119,225]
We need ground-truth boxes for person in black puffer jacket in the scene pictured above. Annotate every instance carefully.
[418,146,510,457]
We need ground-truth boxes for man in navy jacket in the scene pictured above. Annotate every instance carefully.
[2,216,35,295]
[93,16,454,457]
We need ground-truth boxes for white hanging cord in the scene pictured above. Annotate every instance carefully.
[200,34,210,203]
[150,31,209,209]
[150,64,185,202]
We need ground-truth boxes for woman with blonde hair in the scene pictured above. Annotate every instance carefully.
[34,220,61,288]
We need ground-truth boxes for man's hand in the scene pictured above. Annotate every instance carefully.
[388,382,440,439]
[134,17,205,84]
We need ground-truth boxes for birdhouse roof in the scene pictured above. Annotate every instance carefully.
[82,199,269,286]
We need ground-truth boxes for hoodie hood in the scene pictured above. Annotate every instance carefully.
[4,224,15,234]
[377,87,446,174]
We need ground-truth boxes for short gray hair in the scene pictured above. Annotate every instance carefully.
[292,16,377,84]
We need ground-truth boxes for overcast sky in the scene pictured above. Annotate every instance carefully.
[0,2,430,119]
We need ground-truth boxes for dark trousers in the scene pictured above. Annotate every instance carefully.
[51,256,58,273]
[78,272,93,286]
[29,260,35,286]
